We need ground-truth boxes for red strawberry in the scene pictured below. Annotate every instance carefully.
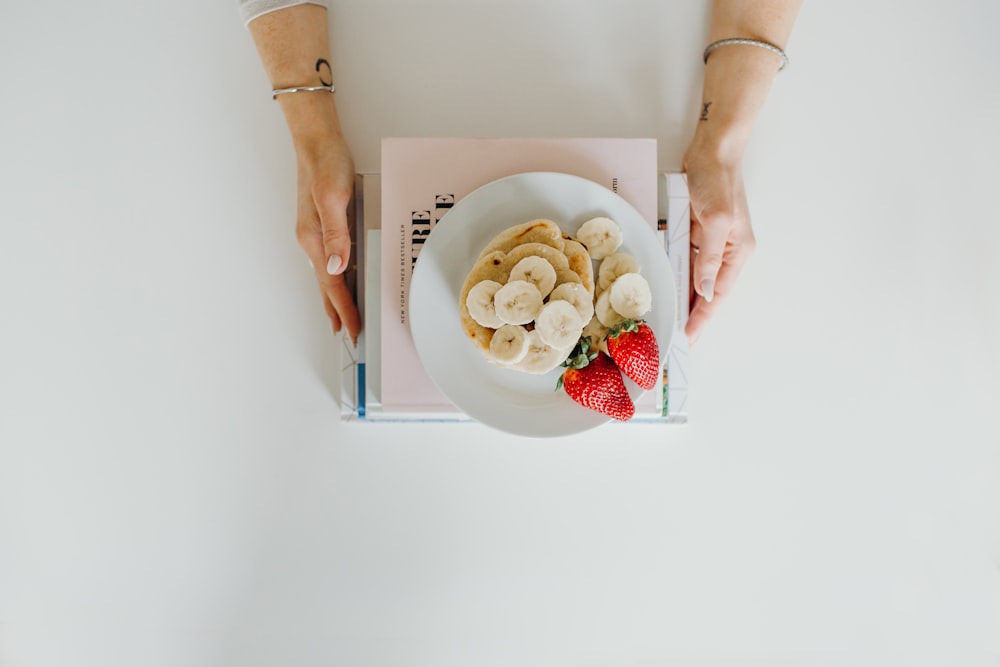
[557,338,635,421]
[606,319,660,390]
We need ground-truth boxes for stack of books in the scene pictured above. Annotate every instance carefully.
[339,138,691,426]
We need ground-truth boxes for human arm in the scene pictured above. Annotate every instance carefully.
[683,0,802,345]
[247,3,361,343]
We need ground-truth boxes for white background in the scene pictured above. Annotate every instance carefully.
[1,1,999,666]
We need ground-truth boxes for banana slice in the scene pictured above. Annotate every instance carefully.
[509,330,570,375]
[493,279,544,325]
[508,256,557,298]
[582,314,610,353]
[534,300,584,350]
[465,279,505,328]
[609,272,653,319]
[597,252,641,293]
[548,282,594,324]
[595,288,626,327]
[576,216,623,260]
[489,324,530,364]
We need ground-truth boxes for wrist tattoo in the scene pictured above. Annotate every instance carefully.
[700,102,712,122]
[316,58,332,86]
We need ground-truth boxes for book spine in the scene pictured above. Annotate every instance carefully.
[664,172,691,423]
[338,174,366,420]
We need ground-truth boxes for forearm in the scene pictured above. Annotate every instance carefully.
[248,4,345,156]
[691,0,803,161]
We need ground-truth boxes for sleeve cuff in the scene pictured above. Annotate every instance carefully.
[240,0,329,26]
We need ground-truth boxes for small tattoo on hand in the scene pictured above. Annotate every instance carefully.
[316,58,332,86]
[700,102,712,121]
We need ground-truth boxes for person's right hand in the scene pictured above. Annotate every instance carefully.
[682,139,757,346]
[294,131,362,344]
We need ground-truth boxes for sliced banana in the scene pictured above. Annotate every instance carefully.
[576,216,623,260]
[493,280,543,325]
[582,314,610,353]
[609,272,653,319]
[595,288,626,328]
[597,252,641,293]
[548,282,594,324]
[465,279,505,328]
[509,330,570,375]
[534,300,584,350]
[488,324,530,364]
[508,256,557,298]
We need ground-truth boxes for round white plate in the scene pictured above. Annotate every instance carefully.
[408,171,676,438]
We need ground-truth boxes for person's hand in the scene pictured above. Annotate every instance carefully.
[682,139,756,346]
[294,131,362,344]
[244,4,360,342]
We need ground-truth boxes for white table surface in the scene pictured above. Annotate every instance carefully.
[1,1,999,666]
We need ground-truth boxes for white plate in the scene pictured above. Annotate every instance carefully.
[408,171,676,438]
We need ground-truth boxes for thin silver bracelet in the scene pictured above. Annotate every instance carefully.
[271,84,336,100]
[703,38,788,72]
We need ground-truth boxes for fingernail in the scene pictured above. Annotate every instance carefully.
[326,255,343,275]
[308,258,314,269]
[699,278,715,303]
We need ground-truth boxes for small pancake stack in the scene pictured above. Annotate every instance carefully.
[459,217,653,376]
[459,219,593,374]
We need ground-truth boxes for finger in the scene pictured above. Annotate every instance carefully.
[297,222,363,344]
[315,191,352,277]
[297,220,328,272]
[298,228,346,331]
[320,288,342,333]
[685,296,710,345]
[685,243,752,344]
[691,210,732,304]
[300,227,343,291]
[689,223,702,308]
[688,264,696,312]
[689,217,704,250]
[325,275,362,344]
[685,285,727,345]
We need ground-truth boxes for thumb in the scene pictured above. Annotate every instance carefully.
[317,194,352,276]
[692,210,732,303]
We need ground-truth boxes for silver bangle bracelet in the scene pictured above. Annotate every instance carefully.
[271,84,336,100]
[703,38,789,72]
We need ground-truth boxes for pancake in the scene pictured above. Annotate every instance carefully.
[459,251,509,352]
[553,268,583,290]
[561,237,595,296]
[460,244,569,354]
[501,242,570,273]
[476,219,564,259]
[459,221,597,359]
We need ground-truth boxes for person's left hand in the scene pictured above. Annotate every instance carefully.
[294,133,362,344]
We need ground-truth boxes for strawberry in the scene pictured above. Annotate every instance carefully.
[606,319,660,390]
[557,338,635,421]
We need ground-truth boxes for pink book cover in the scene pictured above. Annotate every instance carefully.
[380,137,658,414]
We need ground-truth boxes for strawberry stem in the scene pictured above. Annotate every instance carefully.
[608,319,641,338]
